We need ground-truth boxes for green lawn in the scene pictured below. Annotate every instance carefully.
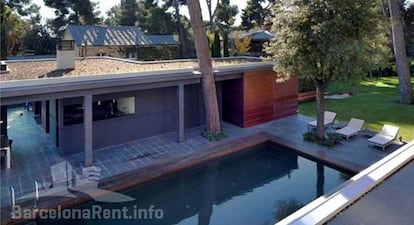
[298,77,414,141]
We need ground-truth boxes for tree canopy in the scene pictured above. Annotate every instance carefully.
[118,0,138,26]
[44,0,101,35]
[389,0,412,104]
[266,0,390,138]
[137,0,175,34]
[403,2,414,57]
[403,3,414,57]
[241,0,271,30]
[215,0,238,56]
[1,0,47,58]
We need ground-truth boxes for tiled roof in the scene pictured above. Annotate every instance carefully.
[145,35,177,45]
[67,25,178,46]
[248,30,275,41]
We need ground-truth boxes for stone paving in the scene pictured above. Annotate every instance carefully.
[0,106,259,207]
[0,106,405,208]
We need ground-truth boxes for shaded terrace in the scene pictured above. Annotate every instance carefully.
[0,106,405,209]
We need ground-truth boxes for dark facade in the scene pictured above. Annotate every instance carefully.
[57,85,206,155]
[1,63,298,158]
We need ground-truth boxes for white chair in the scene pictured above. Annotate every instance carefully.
[368,124,400,150]
[335,118,365,140]
[308,111,337,129]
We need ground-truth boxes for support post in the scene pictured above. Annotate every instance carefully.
[0,105,7,136]
[41,100,47,131]
[216,82,223,123]
[178,84,185,142]
[84,95,93,166]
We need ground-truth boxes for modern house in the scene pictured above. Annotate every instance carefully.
[62,25,180,60]
[0,40,298,166]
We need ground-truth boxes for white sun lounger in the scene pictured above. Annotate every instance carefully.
[308,111,337,129]
[368,124,400,150]
[335,118,365,140]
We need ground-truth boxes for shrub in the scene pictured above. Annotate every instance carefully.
[303,131,318,142]
[303,131,341,147]
[326,132,342,143]
[202,131,228,142]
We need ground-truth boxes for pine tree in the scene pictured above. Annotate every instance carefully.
[241,0,265,30]
[45,0,100,35]
[118,0,138,26]
[137,1,175,34]
[1,0,36,59]
[187,0,222,136]
[215,0,238,57]
[389,0,412,104]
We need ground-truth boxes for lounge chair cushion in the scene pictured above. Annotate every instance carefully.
[308,111,337,127]
[336,126,359,137]
[368,134,395,145]
[368,124,400,149]
[335,118,364,139]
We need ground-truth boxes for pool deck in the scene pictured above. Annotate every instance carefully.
[0,107,407,224]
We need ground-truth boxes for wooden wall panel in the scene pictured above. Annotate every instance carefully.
[242,70,298,127]
[273,76,298,120]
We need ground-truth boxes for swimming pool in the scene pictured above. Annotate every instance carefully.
[36,142,351,225]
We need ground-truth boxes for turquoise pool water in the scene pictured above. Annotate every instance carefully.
[36,142,351,225]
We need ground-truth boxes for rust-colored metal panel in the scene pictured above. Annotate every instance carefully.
[244,70,274,112]
[243,70,298,127]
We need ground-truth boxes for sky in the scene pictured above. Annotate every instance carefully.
[32,0,248,25]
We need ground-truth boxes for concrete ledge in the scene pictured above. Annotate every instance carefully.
[276,140,414,225]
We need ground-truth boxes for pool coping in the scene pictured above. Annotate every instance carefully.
[0,131,372,224]
[275,140,414,225]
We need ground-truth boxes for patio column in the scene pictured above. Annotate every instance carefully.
[0,105,7,136]
[41,100,47,131]
[84,95,93,166]
[178,83,185,142]
[216,82,223,122]
[56,99,64,147]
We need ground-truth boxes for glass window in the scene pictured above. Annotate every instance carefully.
[63,97,136,126]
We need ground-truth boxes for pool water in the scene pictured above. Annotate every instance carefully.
[37,142,351,225]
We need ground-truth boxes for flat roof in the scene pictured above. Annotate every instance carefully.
[0,57,273,105]
[0,57,262,82]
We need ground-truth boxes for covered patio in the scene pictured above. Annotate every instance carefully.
[1,104,406,209]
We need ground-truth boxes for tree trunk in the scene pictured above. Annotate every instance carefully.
[223,31,229,57]
[174,0,185,58]
[187,0,221,135]
[205,0,213,32]
[389,0,412,104]
[315,81,326,140]
[0,2,8,59]
[212,32,221,57]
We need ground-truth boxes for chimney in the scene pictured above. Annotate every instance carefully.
[0,61,9,74]
[173,34,179,43]
[56,39,76,70]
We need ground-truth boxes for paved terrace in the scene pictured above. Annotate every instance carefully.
[1,106,405,210]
